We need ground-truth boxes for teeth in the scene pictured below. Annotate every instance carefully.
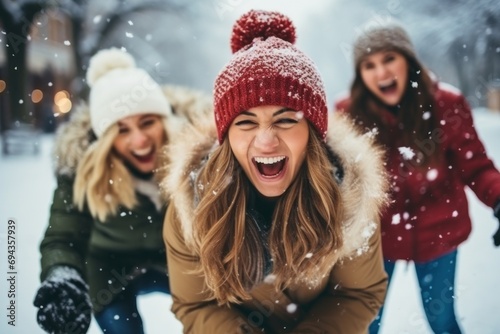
[378,79,395,88]
[133,146,153,156]
[254,156,285,164]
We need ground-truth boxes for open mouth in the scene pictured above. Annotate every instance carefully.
[253,156,287,177]
[378,79,397,94]
[132,146,155,163]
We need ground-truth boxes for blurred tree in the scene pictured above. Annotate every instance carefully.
[60,0,189,102]
[0,0,190,133]
[0,0,46,129]
[308,0,499,108]
[363,0,500,108]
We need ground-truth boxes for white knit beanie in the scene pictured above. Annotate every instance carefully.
[86,48,173,137]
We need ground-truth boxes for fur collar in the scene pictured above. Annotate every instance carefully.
[52,84,213,177]
[160,111,388,260]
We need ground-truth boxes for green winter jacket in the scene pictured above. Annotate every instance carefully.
[39,85,212,312]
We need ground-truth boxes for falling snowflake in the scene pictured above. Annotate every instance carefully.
[104,194,113,203]
[264,274,276,284]
[391,214,401,225]
[426,169,438,181]
[423,274,433,283]
[364,127,379,139]
[286,303,297,313]
[398,147,415,160]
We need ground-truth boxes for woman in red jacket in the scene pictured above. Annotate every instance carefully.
[335,22,500,334]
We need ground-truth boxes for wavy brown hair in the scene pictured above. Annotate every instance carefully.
[193,123,343,305]
[348,54,440,166]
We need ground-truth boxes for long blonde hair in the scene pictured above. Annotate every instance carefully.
[193,124,343,305]
[73,124,136,221]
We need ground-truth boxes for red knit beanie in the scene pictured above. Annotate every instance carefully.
[213,10,328,143]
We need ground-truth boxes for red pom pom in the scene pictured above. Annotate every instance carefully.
[230,10,296,53]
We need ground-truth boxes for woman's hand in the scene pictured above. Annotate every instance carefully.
[33,266,92,334]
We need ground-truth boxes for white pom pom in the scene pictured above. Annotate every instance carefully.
[86,48,136,87]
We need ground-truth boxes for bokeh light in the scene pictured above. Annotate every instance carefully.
[31,89,43,103]
[54,90,72,114]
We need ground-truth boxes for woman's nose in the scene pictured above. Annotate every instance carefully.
[254,128,279,151]
[375,64,388,79]
[128,129,149,147]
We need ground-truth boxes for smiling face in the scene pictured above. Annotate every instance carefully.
[359,50,409,106]
[227,105,309,198]
[112,114,166,174]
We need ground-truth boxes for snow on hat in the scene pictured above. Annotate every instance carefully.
[86,47,172,137]
[353,22,417,68]
[213,10,328,143]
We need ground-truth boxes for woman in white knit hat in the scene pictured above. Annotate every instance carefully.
[33,47,211,334]
[336,22,500,334]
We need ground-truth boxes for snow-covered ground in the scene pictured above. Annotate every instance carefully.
[1,109,499,334]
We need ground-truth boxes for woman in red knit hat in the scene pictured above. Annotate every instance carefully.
[335,22,500,334]
[161,10,389,333]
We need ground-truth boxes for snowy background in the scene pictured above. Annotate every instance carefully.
[1,0,500,333]
[0,109,499,334]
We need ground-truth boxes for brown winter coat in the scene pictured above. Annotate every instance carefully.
[161,111,389,333]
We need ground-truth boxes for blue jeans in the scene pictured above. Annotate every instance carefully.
[369,250,462,334]
[94,269,170,334]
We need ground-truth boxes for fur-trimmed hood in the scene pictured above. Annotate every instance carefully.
[161,110,388,260]
[52,85,212,177]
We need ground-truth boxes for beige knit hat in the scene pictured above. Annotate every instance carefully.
[86,48,172,137]
[353,22,417,68]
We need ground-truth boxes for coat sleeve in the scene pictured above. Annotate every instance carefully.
[163,205,265,334]
[444,92,500,207]
[39,175,92,280]
[290,225,387,334]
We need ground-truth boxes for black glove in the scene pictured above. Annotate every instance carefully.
[493,201,500,247]
[33,266,92,334]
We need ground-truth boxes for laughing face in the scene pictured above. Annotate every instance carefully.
[359,50,409,106]
[228,105,309,198]
[113,114,166,174]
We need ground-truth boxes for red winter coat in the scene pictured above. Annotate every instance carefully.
[335,83,500,262]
